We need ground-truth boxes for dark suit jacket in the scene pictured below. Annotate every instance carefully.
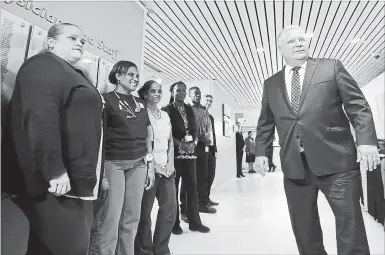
[255,57,378,179]
[236,131,245,152]
[209,114,217,154]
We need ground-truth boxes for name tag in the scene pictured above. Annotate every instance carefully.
[185,135,193,142]
[205,146,209,152]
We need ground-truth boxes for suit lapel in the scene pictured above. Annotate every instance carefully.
[297,58,317,115]
[278,66,297,116]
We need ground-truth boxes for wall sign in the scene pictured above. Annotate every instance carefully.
[4,0,122,60]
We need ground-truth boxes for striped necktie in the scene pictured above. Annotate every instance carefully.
[291,66,301,114]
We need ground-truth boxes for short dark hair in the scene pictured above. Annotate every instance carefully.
[138,80,157,101]
[205,94,213,99]
[248,131,252,135]
[108,60,137,85]
[189,86,200,92]
[236,121,240,125]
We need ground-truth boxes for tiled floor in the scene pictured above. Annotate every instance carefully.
[152,168,384,254]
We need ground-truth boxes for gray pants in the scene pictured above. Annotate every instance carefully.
[89,158,147,255]
[135,174,177,255]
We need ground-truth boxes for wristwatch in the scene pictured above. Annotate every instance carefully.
[145,153,154,162]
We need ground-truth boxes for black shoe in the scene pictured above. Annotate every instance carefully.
[208,199,219,206]
[237,175,241,178]
[240,174,245,177]
[189,224,210,233]
[199,205,217,214]
[181,213,189,223]
[248,170,256,173]
[172,225,183,235]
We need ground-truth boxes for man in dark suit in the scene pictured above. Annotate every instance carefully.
[255,25,382,255]
[235,122,245,178]
[204,94,219,206]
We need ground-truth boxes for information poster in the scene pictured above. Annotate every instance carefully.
[1,9,31,128]
[76,50,99,86]
[26,25,47,59]
[97,58,115,94]
[222,103,232,137]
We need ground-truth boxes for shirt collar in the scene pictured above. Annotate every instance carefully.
[285,61,307,75]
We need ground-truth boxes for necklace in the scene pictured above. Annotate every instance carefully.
[147,107,161,119]
[114,91,140,118]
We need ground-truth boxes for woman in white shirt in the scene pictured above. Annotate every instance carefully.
[135,80,176,255]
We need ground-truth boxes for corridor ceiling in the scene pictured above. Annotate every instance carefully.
[140,0,385,110]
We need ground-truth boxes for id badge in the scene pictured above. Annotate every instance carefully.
[205,146,209,152]
[185,135,193,142]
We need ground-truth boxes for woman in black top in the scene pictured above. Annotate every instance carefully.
[162,81,210,234]
[89,61,155,255]
[1,23,104,255]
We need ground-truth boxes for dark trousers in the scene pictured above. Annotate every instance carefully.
[266,145,275,168]
[180,151,216,211]
[195,143,210,206]
[284,153,370,255]
[236,150,243,175]
[135,175,177,255]
[13,194,91,255]
[174,159,201,227]
[367,165,384,225]
[207,151,216,198]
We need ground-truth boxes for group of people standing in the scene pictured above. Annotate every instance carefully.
[2,20,383,255]
[1,22,218,255]
[235,125,276,177]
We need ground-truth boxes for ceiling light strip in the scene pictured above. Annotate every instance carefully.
[325,1,365,59]
[336,3,383,61]
[145,25,208,80]
[150,2,257,107]
[215,1,261,104]
[144,45,195,81]
[180,1,256,107]
[195,2,260,105]
[171,2,253,107]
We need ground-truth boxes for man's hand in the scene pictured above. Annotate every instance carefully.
[215,152,218,158]
[99,177,110,201]
[357,145,383,171]
[145,162,155,190]
[255,156,269,177]
[48,172,71,196]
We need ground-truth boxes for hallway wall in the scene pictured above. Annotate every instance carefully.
[361,73,384,139]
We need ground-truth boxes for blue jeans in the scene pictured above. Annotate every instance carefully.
[89,158,147,255]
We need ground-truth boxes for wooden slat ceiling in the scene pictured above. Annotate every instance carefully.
[140,0,385,110]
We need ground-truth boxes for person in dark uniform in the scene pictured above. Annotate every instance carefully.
[266,136,277,172]
[235,122,245,178]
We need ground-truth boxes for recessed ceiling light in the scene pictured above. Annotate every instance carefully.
[147,8,155,15]
[351,38,361,44]
[256,48,264,52]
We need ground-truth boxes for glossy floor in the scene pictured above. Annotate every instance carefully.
[153,169,385,254]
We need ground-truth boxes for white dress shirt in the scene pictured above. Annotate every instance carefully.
[284,61,307,102]
[284,61,307,152]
